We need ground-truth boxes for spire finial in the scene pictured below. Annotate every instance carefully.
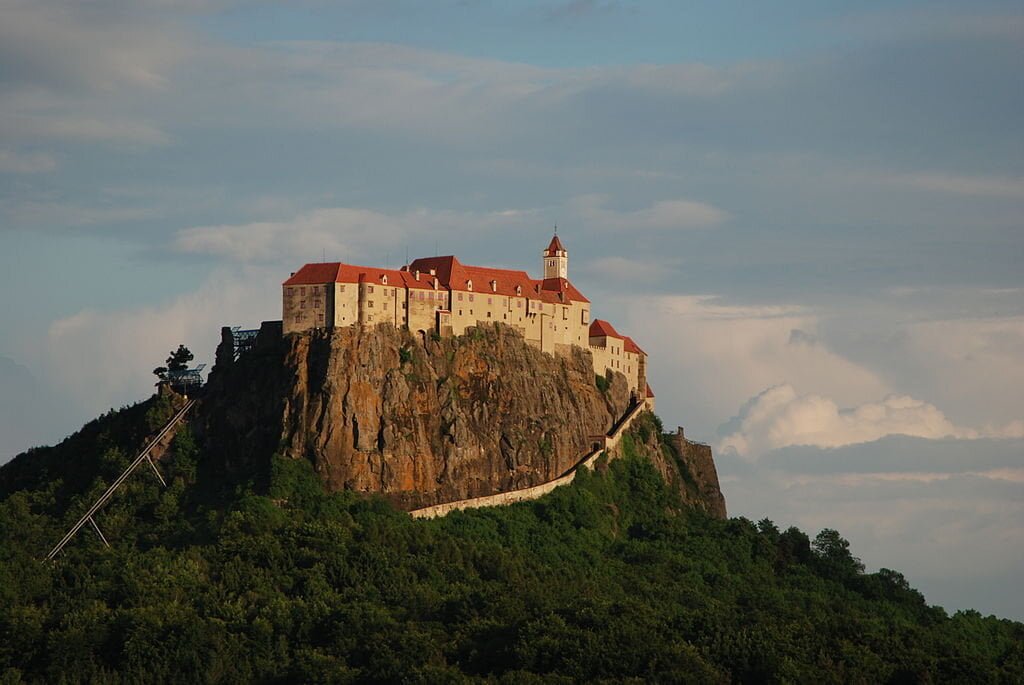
[554,223,557,235]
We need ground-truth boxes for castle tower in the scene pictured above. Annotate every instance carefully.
[542,232,568,280]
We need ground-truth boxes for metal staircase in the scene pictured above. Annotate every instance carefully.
[45,398,196,560]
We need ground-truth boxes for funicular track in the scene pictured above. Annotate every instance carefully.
[45,398,196,560]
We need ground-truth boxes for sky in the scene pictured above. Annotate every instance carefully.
[1,0,1022,619]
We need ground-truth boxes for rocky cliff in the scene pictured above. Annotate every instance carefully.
[201,322,725,515]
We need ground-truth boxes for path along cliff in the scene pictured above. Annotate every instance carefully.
[199,321,725,516]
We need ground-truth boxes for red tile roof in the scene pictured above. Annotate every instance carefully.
[623,336,645,355]
[545,234,565,253]
[283,262,436,290]
[406,255,589,304]
[590,320,647,357]
[539,277,590,304]
[589,319,622,339]
[646,383,655,398]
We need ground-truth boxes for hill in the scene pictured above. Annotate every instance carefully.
[0,326,1021,682]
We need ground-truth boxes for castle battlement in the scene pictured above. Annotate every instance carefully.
[281,235,652,402]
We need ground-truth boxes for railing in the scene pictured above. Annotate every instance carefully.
[45,399,196,560]
[410,398,653,519]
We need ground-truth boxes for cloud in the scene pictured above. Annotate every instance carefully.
[45,265,279,414]
[718,438,1024,619]
[0,149,57,173]
[612,295,891,438]
[0,355,76,461]
[1,200,158,229]
[172,205,540,264]
[717,385,992,459]
[0,1,188,93]
[895,172,1024,199]
[568,194,728,231]
[578,256,676,285]
[546,0,627,21]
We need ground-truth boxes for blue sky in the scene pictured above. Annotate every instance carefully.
[1,0,1022,619]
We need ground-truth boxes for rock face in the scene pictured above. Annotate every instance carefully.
[202,322,634,509]
[201,321,726,516]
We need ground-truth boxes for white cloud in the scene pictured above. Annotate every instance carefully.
[579,256,676,284]
[896,172,1024,199]
[719,443,1024,618]
[45,266,279,414]
[172,205,539,264]
[569,194,728,231]
[0,149,57,173]
[1,200,157,228]
[718,384,989,459]
[614,295,891,438]
[0,1,188,93]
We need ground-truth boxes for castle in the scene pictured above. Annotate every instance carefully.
[282,235,652,402]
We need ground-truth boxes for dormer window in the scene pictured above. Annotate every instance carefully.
[515,285,522,296]
[381,274,388,285]
[430,268,436,276]
[414,270,420,281]
[466,279,473,291]
[432,277,439,290]
[490,280,497,292]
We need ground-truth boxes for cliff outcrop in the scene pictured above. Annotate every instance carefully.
[201,322,725,515]
[610,414,727,518]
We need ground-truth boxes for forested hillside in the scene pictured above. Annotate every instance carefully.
[1,396,1022,683]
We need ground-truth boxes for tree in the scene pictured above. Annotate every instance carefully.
[153,345,194,383]
[812,528,865,578]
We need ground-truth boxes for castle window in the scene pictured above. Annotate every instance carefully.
[368,286,374,294]
[339,285,345,292]
[562,307,568,320]
[368,300,374,308]
[458,292,463,301]
[517,300,522,308]
[487,312,492,318]
[469,294,474,302]
[487,297,492,305]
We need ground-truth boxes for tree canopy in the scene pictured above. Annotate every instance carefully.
[0,396,1021,683]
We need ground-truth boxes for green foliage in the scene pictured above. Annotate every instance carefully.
[0,405,1021,683]
[398,346,413,365]
[594,373,610,394]
[153,344,194,383]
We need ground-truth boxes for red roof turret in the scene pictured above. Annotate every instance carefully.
[545,234,565,254]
